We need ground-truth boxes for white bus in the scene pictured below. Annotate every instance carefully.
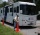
[1,1,38,26]
[13,1,37,26]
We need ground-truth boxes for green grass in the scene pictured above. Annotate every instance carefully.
[0,23,22,35]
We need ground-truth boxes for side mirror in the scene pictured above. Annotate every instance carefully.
[20,10,22,14]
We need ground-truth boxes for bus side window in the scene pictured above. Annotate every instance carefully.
[17,6,19,13]
[7,8,9,13]
[5,7,9,13]
[14,7,17,13]
[3,9,4,15]
[1,10,2,13]
[10,8,13,12]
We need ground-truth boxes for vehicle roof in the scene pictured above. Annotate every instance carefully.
[14,1,36,6]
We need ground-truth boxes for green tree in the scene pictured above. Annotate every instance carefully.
[0,1,8,8]
[36,0,40,11]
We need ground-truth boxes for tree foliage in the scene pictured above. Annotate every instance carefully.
[36,0,40,11]
[0,1,8,8]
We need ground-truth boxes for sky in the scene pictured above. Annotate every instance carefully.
[3,0,8,2]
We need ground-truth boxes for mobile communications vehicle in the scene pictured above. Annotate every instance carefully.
[0,1,38,26]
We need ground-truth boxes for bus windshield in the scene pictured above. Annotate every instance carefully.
[20,4,37,15]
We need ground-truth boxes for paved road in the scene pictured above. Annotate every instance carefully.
[4,23,38,35]
[21,28,38,35]
[36,20,40,26]
[21,20,40,35]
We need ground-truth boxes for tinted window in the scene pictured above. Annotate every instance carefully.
[20,4,37,15]
[14,6,19,13]
[14,7,17,13]
[17,6,19,13]
[1,10,2,13]
[10,8,13,12]
[5,7,8,13]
